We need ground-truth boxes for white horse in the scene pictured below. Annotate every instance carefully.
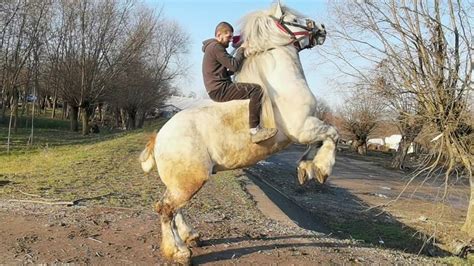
[140,2,338,264]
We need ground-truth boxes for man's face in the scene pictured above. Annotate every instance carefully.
[216,30,233,48]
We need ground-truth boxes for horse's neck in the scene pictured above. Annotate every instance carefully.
[236,46,315,128]
[237,46,310,97]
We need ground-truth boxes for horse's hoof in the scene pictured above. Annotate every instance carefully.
[186,235,201,247]
[297,166,308,185]
[174,249,192,265]
[314,167,328,184]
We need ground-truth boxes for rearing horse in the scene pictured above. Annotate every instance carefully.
[140,2,338,264]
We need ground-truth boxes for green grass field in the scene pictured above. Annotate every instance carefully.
[0,115,167,207]
[0,114,122,155]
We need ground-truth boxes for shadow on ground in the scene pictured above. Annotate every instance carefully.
[239,145,450,257]
[193,237,351,264]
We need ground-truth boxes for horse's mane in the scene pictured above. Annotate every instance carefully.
[235,4,308,129]
[238,4,307,56]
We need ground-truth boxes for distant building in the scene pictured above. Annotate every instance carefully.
[384,134,402,150]
[159,104,181,118]
[368,134,414,153]
[158,96,214,118]
[368,138,384,146]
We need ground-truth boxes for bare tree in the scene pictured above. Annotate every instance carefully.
[1,0,49,153]
[339,91,384,155]
[105,9,189,130]
[326,0,474,235]
[48,0,138,134]
[372,62,423,169]
[314,96,332,122]
[107,61,173,129]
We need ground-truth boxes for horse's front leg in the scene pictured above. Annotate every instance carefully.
[297,138,336,184]
[293,116,339,184]
[175,210,201,247]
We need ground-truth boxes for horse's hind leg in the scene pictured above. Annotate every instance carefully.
[156,191,188,264]
[156,167,208,264]
[175,210,201,247]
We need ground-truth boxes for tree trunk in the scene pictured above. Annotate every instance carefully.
[357,142,367,155]
[462,175,474,236]
[114,108,121,128]
[81,105,94,136]
[20,90,27,116]
[391,136,411,169]
[51,94,57,118]
[352,139,367,155]
[28,94,36,146]
[12,94,18,133]
[351,139,359,152]
[45,96,52,109]
[70,105,79,132]
[137,111,146,128]
[7,99,14,154]
[120,108,127,129]
[81,107,89,135]
[1,86,6,120]
[40,97,46,111]
[98,103,103,125]
[62,102,68,120]
[127,110,136,130]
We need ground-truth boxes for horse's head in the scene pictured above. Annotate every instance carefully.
[270,1,326,50]
[239,2,326,55]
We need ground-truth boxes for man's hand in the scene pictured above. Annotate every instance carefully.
[235,46,246,58]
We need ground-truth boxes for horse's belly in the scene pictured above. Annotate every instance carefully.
[210,136,291,171]
[158,100,291,171]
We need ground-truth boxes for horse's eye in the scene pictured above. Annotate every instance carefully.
[293,19,297,22]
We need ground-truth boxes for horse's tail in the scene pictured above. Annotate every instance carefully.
[140,133,157,173]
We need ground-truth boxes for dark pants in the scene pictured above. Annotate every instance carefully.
[208,83,263,128]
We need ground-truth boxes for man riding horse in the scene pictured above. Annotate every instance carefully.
[141,2,335,264]
[202,22,278,143]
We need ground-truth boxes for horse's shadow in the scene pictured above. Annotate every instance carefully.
[192,145,449,263]
[193,238,352,263]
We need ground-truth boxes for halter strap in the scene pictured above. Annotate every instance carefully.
[269,15,313,50]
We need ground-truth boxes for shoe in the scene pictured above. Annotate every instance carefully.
[250,127,278,143]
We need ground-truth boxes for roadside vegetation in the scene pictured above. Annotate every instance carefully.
[0,114,164,207]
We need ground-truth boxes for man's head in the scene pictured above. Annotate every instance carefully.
[215,22,233,48]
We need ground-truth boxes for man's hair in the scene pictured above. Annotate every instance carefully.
[215,22,233,36]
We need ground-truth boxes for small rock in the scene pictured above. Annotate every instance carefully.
[418,216,428,222]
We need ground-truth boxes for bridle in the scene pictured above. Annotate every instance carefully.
[270,14,326,51]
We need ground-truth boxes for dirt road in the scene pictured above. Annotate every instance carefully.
[246,145,470,255]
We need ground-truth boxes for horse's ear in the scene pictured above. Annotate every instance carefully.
[273,0,283,18]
